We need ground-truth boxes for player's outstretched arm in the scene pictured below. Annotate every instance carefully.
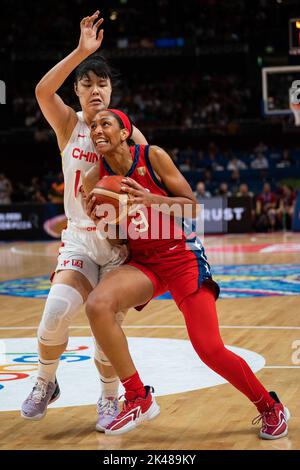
[35,11,104,149]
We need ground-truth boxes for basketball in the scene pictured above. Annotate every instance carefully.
[91,175,131,224]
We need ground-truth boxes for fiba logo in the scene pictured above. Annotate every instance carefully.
[0,80,6,104]
[290,80,300,105]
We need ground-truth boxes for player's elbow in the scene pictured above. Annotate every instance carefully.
[35,81,51,100]
[35,81,43,97]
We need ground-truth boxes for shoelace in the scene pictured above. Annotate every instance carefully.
[30,380,48,404]
[118,387,152,414]
[118,393,137,414]
[252,408,277,426]
[97,398,117,417]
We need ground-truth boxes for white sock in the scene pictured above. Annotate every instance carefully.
[37,357,59,384]
[100,375,120,399]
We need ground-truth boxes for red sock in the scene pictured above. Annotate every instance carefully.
[121,371,146,401]
[179,286,276,414]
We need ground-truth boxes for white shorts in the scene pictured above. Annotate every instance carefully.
[54,227,128,288]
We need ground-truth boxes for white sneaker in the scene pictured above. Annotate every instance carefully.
[96,395,119,432]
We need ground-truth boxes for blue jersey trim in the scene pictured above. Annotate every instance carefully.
[144,145,166,190]
[185,235,212,288]
[102,157,114,175]
[127,145,140,176]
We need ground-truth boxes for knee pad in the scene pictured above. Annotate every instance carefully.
[93,310,127,366]
[94,339,111,366]
[38,283,83,346]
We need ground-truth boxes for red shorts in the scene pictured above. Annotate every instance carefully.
[127,239,219,310]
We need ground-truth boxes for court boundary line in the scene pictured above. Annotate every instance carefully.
[1,325,300,330]
[10,247,57,257]
[264,366,300,369]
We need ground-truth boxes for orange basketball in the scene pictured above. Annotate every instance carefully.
[91,175,130,224]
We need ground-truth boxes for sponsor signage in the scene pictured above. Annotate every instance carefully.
[0,197,253,241]
[197,197,253,233]
[0,204,65,240]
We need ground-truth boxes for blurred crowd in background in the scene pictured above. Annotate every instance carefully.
[1,0,281,53]
[1,0,300,232]
[1,139,297,231]
[13,73,252,137]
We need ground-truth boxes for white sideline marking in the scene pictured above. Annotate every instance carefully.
[264,366,300,369]
[0,325,300,330]
[10,247,57,257]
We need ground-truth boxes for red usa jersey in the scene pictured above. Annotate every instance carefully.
[99,144,184,251]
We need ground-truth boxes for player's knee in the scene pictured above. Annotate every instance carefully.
[188,331,225,364]
[86,291,118,323]
[38,283,83,346]
[198,342,226,366]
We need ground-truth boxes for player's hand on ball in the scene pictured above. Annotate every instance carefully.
[78,11,104,55]
[121,178,154,207]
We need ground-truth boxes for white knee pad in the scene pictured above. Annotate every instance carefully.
[38,284,84,347]
[93,310,126,366]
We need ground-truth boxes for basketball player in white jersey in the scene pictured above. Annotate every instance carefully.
[21,11,147,431]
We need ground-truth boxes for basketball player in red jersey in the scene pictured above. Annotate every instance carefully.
[85,109,290,439]
[21,12,147,431]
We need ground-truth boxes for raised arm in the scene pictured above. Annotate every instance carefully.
[131,125,148,145]
[35,11,104,150]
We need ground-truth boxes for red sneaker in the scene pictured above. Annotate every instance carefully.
[252,391,290,440]
[105,386,160,435]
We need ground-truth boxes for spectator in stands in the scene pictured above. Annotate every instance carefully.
[251,153,269,170]
[254,142,268,154]
[227,156,248,171]
[181,146,197,163]
[216,182,232,198]
[277,184,296,230]
[32,190,48,204]
[27,177,48,203]
[276,149,294,169]
[206,142,224,171]
[195,150,206,170]
[237,183,255,220]
[255,183,277,231]
[203,169,217,195]
[49,172,64,203]
[194,181,212,200]
[229,169,241,195]
[236,183,254,200]
[179,158,192,172]
[206,154,223,171]
[0,173,13,205]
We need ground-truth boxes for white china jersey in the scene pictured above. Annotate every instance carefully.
[61,111,99,228]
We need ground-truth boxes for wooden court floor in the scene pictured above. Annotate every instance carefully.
[0,232,299,450]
